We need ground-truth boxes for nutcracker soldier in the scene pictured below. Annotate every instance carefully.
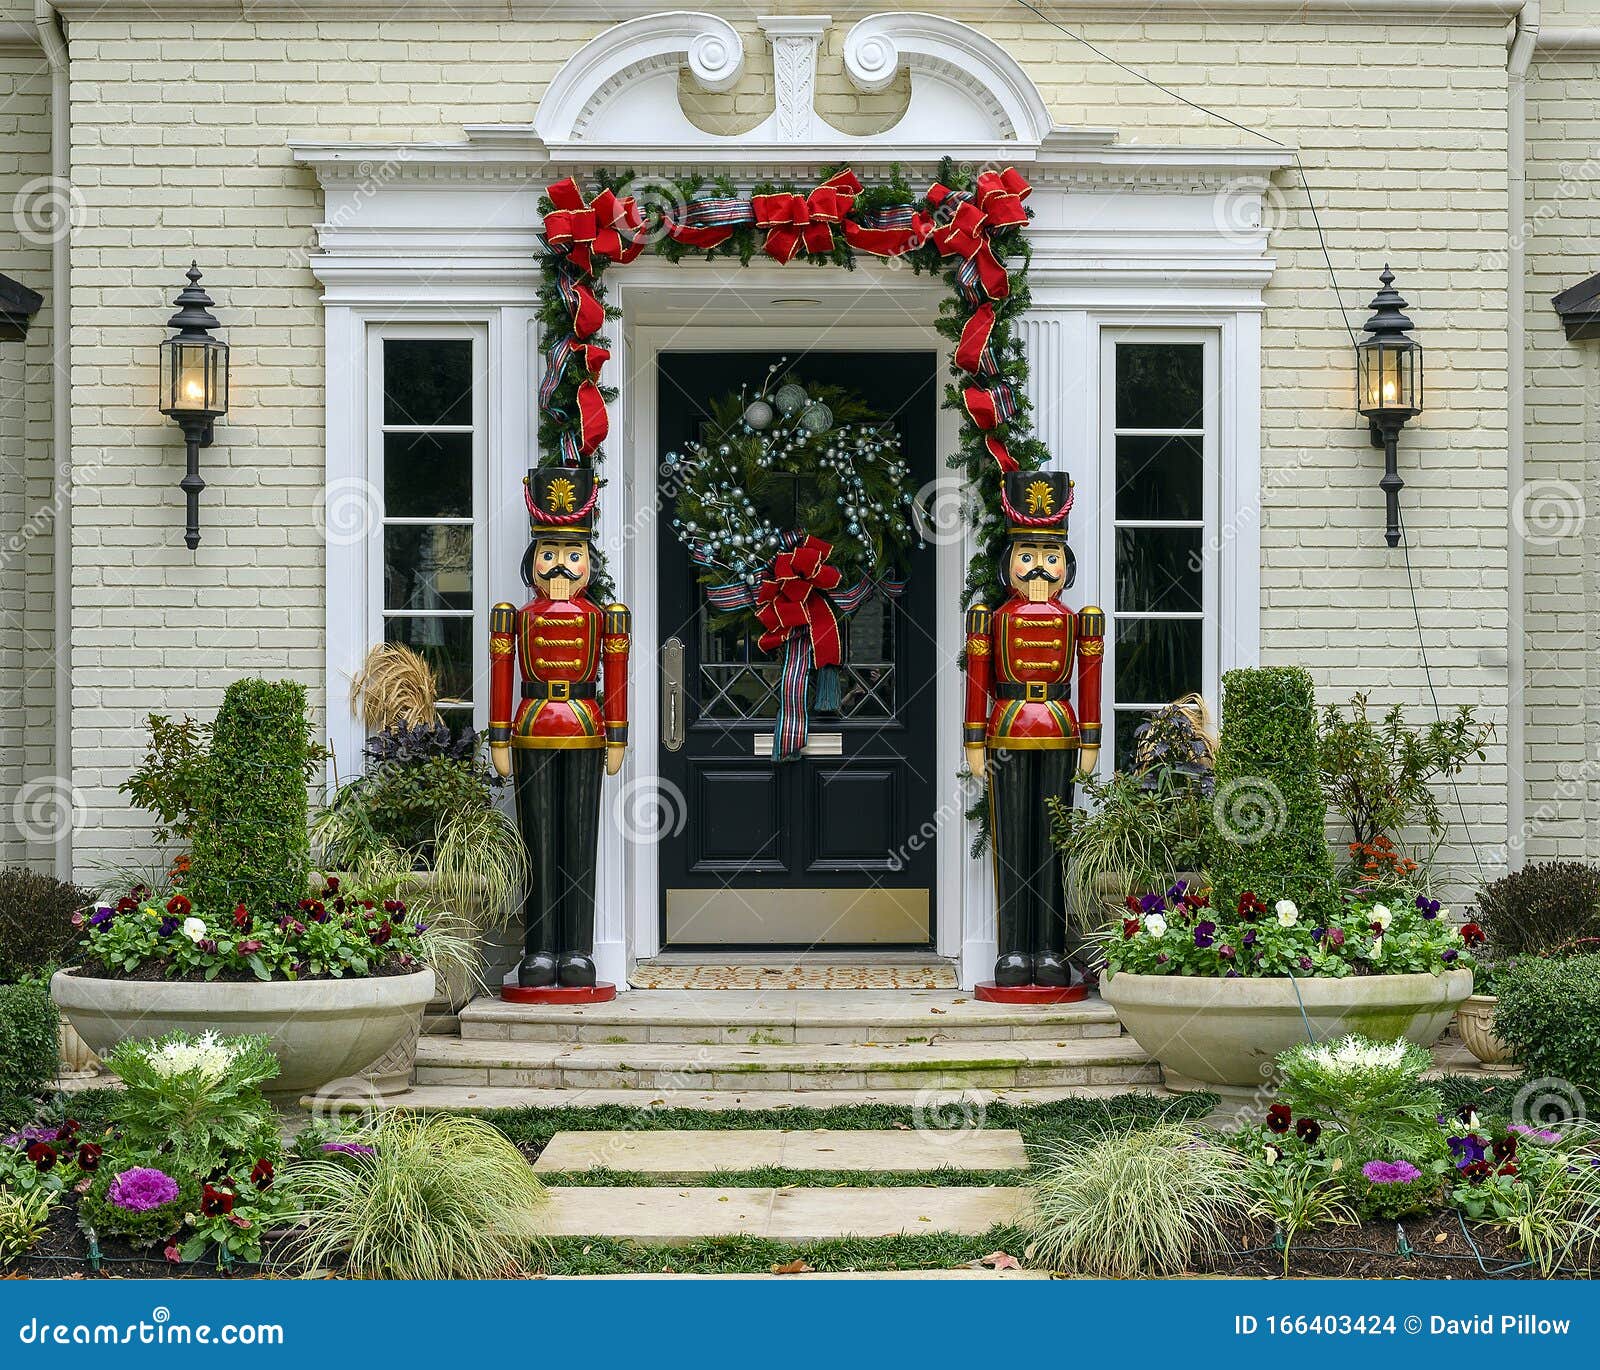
[964,470,1104,998]
[490,467,630,997]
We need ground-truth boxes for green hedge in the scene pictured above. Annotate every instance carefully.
[186,678,312,916]
[0,982,59,1125]
[1208,666,1337,923]
[1492,954,1600,1101]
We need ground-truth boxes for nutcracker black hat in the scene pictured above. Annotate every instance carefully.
[1001,469,1073,539]
[525,465,600,537]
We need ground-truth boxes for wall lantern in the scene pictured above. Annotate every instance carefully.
[158,263,229,550]
[1355,265,1423,548]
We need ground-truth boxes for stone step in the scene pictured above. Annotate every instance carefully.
[363,1081,1168,1113]
[538,1185,1028,1240]
[459,989,1123,1045]
[415,1033,1158,1092]
[533,1127,1030,1175]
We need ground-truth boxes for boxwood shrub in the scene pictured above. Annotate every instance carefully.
[1208,666,1337,923]
[0,982,60,1124]
[1491,953,1600,1101]
[186,678,313,916]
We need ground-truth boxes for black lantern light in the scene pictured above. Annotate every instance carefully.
[1355,265,1423,548]
[158,263,229,550]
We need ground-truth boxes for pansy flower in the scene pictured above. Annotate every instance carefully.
[250,1158,274,1189]
[1193,921,1217,950]
[26,1141,57,1171]
[1266,1104,1292,1135]
[1122,918,1141,941]
[233,904,251,929]
[76,1142,103,1171]
[1460,922,1486,948]
[200,1182,236,1217]
[165,893,192,917]
[1295,1117,1322,1145]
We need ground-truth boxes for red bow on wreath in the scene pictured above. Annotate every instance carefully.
[543,178,648,275]
[755,535,843,664]
[751,171,863,264]
[926,167,1032,302]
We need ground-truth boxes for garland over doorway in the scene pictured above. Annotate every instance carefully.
[534,160,1061,611]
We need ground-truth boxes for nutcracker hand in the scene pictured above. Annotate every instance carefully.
[964,743,988,786]
[490,743,512,779]
[1076,744,1100,781]
[605,743,626,777]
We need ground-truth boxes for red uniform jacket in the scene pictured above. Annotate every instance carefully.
[489,596,629,750]
[963,597,1104,749]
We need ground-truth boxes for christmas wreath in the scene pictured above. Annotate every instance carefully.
[667,372,922,756]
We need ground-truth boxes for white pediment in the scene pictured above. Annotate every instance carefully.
[532,11,1059,161]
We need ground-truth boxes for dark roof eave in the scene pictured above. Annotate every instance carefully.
[1552,269,1600,341]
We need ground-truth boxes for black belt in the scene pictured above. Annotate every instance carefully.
[522,680,597,701]
[995,681,1069,702]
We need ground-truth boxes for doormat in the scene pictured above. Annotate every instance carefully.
[629,962,960,991]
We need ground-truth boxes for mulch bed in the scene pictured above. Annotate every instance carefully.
[1201,1213,1557,1279]
[4,1203,290,1280]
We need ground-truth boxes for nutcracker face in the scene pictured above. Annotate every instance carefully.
[531,536,591,602]
[1006,538,1068,604]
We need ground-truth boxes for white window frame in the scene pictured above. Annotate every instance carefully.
[1098,327,1223,764]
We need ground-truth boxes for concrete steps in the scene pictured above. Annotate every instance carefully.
[415,1030,1158,1093]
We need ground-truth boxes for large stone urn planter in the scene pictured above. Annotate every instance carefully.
[1100,968,1473,1117]
[1454,993,1515,1067]
[51,967,434,1103]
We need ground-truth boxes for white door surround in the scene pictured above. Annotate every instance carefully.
[295,10,1289,989]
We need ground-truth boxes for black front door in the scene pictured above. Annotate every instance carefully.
[657,351,939,947]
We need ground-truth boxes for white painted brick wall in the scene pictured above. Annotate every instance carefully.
[49,11,1519,907]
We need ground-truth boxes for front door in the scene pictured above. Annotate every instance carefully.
[656,350,939,947]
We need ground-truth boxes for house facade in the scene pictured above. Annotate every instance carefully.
[1,2,1597,989]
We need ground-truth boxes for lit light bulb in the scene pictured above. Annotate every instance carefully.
[1382,381,1397,404]
[183,378,205,403]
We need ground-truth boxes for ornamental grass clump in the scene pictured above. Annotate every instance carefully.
[283,1112,548,1280]
[1024,1123,1249,1278]
[1275,1034,1443,1159]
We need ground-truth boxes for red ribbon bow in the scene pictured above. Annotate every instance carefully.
[754,535,843,665]
[544,178,648,275]
[751,171,863,264]
[926,166,1032,301]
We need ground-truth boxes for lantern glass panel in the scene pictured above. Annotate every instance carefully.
[1358,339,1422,418]
[160,338,228,416]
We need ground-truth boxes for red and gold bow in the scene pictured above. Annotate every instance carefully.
[543,178,648,275]
[751,171,863,264]
[754,535,844,665]
[926,167,1032,301]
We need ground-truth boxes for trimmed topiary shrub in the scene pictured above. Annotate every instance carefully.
[0,866,88,981]
[186,679,313,916]
[1208,666,1338,924]
[0,982,59,1124]
[1492,953,1600,1103]
[1472,861,1600,959]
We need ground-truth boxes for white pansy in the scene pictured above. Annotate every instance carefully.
[181,916,206,943]
[1275,900,1299,928]
[1370,904,1392,930]
[1144,913,1167,940]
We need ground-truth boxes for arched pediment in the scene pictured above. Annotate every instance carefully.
[533,11,1057,158]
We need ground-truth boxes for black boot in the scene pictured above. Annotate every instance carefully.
[993,951,1033,987]
[517,951,557,988]
[1033,951,1070,988]
[557,951,597,988]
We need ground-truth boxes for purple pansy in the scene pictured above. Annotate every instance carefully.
[1194,921,1217,950]
[1448,1134,1488,1169]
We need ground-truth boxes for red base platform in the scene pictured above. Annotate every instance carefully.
[973,981,1088,1005]
[500,982,617,1005]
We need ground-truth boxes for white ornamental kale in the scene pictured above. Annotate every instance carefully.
[1298,1034,1410,1076]
[144,1030,241,1082]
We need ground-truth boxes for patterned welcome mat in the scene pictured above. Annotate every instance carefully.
[629,960,960,991]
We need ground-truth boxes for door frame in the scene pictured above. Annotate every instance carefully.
[598,301,969,979]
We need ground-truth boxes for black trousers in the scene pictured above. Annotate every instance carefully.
[512,747,604,959]
[988,747,1076,966]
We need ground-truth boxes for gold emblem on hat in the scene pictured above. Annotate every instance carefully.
[547,477,576,514]
[1025,480,1054,515]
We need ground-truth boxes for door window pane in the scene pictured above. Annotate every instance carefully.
[385,614,475,705]
[385,525,473,611]
[383,339,473,426]
[383,432,473,518]
[1113,617,1203,705]
[1116,343,1204,430]
[1115,435,1203,520]
[1115,528,1203,614]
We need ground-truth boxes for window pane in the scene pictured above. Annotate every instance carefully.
[385,525,473,611]
[1114,708,1153,769]
[1116,343,1204,430]
[845,594,892,664]
[1115,435,1203,521]
[385,615,474,703]
[1116,528,1204,613]
[1114,617,1202,705]
[383,339,472,426]
[384,432,472,518]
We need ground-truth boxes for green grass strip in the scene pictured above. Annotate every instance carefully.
[537,1164,1031,1189]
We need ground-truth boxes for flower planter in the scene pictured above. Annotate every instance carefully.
[1100,968,1472,1117]
[1454,992,1514,1066]
[57,1018,101,1080]
[50,966,434,1103]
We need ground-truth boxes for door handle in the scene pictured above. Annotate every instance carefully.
[662,636,686,752]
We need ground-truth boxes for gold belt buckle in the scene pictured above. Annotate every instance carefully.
[547,680,571,702]
[1026,681,1048,702]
